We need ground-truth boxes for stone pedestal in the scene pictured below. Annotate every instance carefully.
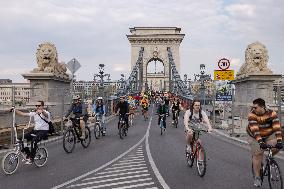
[22,72,71,116]
[233,74,282,119]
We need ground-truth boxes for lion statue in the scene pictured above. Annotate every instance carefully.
[32,42,68,79]
[237,41,272,77]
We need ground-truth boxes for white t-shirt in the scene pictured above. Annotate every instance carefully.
[184,109,209,131]
[29,111,51,131]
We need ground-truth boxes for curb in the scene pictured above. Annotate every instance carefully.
[0,115,116,155]
[213,129,248,145]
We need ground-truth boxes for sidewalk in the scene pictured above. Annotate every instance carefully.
[0,115,116,155]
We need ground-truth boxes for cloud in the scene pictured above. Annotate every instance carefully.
[0,0,283,84]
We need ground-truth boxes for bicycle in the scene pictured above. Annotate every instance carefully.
[118,114,128,139]
[186,126,208,177]
[62,117,91,153]
[172,110,179,128]
[2,108,48,175]
[94,114,104,139]
[252,145,283,189]
[159,114,166,135]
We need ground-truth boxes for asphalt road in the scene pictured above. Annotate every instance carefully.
[1,106,284,189]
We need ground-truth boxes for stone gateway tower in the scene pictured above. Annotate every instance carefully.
[127,27,185,91]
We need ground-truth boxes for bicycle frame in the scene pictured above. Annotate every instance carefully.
[11,109,33,160]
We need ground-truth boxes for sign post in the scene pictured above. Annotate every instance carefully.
[66,58,81,97]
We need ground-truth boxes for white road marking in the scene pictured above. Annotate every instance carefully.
[112,182,156,189]
[81,178,153,189]
[67,174,151,188]
[145,112,170,189]
[96,167,148,175]
[105,163,146,170]
[111,160,146,167]
[83,170,149,181]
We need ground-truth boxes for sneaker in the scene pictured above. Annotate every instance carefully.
[253,176,262,187]
[25,158,32,165]
[80,135,86,140]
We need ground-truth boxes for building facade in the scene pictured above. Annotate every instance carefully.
[0,82,30,104]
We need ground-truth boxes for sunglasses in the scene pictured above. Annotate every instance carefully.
[35,105,41,107]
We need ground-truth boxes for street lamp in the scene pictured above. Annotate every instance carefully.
[93,64,110,99]
[194,64,212,105]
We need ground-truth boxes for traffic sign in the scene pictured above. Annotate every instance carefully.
[216,93,232,101]
[218,58,230,70]
[214,70,234,80]
[66,58,81,74]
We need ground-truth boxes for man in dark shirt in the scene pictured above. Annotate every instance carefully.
[115,95,129,128]
[64,95,88,139]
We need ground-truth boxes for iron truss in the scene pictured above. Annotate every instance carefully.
[167,47,193,100]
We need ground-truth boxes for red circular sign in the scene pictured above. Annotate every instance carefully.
[218,58,230,70]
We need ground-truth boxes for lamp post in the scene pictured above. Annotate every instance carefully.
[194,64,212,105]
[93,64,110,99]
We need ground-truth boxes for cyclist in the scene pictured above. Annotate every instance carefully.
[11,101,50,164]
[128,96,136,125]
[164,94,170,116]
[157,100,167,130]
[115,95,129,129]
[171,97,183,124]
[141,95,149,120]
[247,98,283,187]
[184,99,213,153]
[93,97,106,136]
[64,95,88,139]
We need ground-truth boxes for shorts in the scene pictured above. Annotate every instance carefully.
[248,134,276,155]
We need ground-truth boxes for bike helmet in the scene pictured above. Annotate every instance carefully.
[97,97,103,100]
[73,95,81,100]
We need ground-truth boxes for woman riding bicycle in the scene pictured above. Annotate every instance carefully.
[184,99,213,152]
[93,97,106,135]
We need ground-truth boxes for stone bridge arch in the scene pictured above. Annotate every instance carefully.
[127,27,185,91]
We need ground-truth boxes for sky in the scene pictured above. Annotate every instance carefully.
[0,0,283,83]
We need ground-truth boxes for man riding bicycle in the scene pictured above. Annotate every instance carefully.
[93,97,106,135]
[171,97,183,124]
[247,98,283,187]
[141,96,149,120]
[64,95,88,139]
[184,99,213,152]
[11,101,50,164]
[115,95,129,129]
[157,100,167,130]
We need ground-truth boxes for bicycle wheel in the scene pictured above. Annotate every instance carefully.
[2,151,19,175]
[196,146,206,177]
[81,126,91,148]
[34,147,48,167]
[160,122,163,135]
[123,125,128,137]
[119,123,124,139]
[63,128,76,153]
[268,159,283,189]
[94,123,101,139]
[186,145,194,167]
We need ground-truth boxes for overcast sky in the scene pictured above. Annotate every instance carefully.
[0,0,283,83]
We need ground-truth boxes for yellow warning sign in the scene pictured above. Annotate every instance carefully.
[214,70,234,80]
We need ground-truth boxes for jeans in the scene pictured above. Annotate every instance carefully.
[158,115,166,128]
[96,114,106,131]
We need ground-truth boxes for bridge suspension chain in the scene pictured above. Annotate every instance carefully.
[167,47,193,100]
[117,47,144,95]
